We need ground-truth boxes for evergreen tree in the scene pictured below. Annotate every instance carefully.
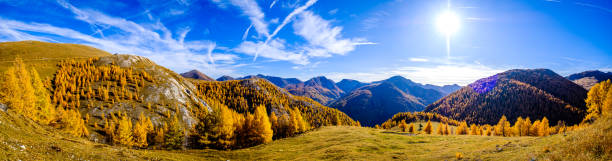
[164,115,185,149]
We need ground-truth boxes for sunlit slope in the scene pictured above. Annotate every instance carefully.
[0,112,560,161]
[0,41,111,78]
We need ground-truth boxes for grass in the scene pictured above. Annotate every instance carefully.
[1,110,564,161]
[0,40,111,78]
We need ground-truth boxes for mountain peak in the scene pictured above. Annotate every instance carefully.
[180,69,214,81]
[217,75,235,81]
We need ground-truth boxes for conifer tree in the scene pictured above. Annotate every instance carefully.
[250,105,273,144]
[456,121,468,135]
[115,113,134,147]
[196,104,234,149]
[443,123,450,135]
[134,112,153,148]
[538,117,550,136]
[31,68,55,124]
[423,120,433,134]
[522,117,532,136]
[530,120,540,136]
[436,123,444,135]
[469,124,478,135]
[513,117,525,136]
[584,80,611,122]
[164,115,185,149]
[399,120,408,132]
[408,123,415,133]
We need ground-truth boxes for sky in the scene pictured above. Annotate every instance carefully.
[0,0,611,86]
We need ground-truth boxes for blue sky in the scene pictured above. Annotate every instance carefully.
[0,0,610,85]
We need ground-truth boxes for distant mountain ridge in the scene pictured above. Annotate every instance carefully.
[180,69,215,81]
[240,74,302,88]
[216,75,235,81]
[285,76,345,105]
[336,79,369,94]
[566,70,612,89]
[425,69,588,125]
[329,76,446,126]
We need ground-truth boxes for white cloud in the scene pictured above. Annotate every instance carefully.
[215,0,269,37]
[325,64,505,86]
[269,0,278,8]
[409,58,429,62]
[293,11,374,57]
[235,38,309,65]
[0,0,241,77]
[328,8,338,15]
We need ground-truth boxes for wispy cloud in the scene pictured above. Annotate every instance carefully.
[328,8,339,15]
[216,0,270,37]
[235,38,309,65]
[361,11,389,31]
[293,11,375,57]
[0,0,241,76]
[409,58,429,62]
[574,2,612,14]
[269,0,278,8]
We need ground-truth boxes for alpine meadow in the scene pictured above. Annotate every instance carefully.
[1,0,611,161]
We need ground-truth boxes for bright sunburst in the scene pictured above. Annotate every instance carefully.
[436,11,460,36]
[436,9,460,58]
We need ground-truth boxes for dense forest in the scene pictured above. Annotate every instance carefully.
[425,69,588,125]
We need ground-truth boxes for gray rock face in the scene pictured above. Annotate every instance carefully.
[0,103,6,112]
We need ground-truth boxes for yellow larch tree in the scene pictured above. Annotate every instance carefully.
[423,120,433,134]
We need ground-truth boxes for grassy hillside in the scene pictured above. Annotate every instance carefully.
[0,41,111,78]
[0,109,561,161]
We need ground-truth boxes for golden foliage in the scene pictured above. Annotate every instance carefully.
[423,120,433,134]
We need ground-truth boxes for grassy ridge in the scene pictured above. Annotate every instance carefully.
[0,41,111,78]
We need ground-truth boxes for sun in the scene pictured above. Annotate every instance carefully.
[436,11,460,36]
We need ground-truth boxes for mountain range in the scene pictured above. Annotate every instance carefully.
[328,76,447,126]
[184,72,461,126]
[566,70,612,89]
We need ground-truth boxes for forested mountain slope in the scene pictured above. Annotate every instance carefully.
[425,69,588,125]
